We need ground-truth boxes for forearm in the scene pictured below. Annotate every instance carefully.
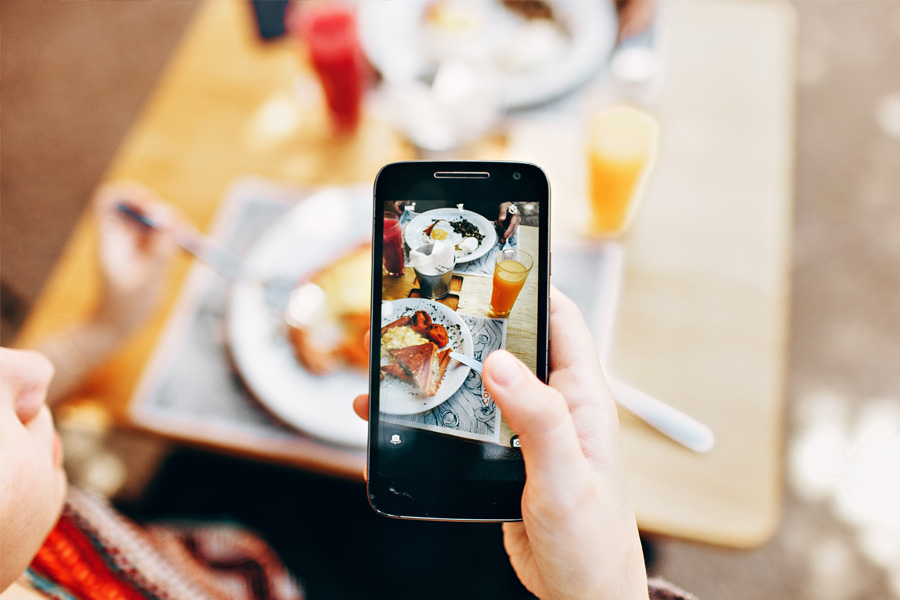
[34,320,127,407]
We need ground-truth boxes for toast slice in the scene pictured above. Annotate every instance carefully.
[380,363,414,383]
[287,242,371,375]
[385,342,452,397]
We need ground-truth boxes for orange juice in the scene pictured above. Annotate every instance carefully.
[588,105,658,236]
[490,251,532,316]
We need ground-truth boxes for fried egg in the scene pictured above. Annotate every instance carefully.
[429,220,457,242]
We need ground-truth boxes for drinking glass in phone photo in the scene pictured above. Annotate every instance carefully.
[490,249,533,317]
[383,214,405,276]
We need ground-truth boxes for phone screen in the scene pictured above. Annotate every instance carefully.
[368,161,550,521]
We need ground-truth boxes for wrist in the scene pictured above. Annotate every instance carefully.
[92,295,146,339]
[38,320,125,406]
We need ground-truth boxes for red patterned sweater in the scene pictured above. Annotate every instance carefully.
[25,488,303,600]
[23,487,694,600]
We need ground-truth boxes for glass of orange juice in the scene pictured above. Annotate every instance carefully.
[588,105,658,237]
[490,249,533,317]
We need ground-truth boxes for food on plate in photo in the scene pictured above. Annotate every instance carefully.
[286,243,371,375]
[381,310,449,352]
[457,237,479,255]
[426,219,453,241]
[381,310,452,396]
[382,342,451,397]
[448,217,484,243]
[421,217,484,257]
[381,319,429,355]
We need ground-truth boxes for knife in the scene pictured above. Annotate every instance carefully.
[450,352,483,374]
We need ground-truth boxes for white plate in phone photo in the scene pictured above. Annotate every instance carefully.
[404,208,497,264]
[380,298,474,415]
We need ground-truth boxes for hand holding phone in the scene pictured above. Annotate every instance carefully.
[484,290,649,600]
[368,161,551,521]
[354,288,649,600]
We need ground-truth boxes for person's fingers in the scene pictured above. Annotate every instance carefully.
[483,350,588,491]
[95,183,178,260]
[353,394,369,421]
[502,219,517,242]
[355,333,371,420]
[96,182,177,227]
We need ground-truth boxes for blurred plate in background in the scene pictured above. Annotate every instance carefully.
[358,0,617,109]
[227,187,371,448]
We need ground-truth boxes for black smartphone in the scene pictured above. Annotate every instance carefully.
[368,161,550,521]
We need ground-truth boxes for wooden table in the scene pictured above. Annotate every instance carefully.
[16,0,795,548]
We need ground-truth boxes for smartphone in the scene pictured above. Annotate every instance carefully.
[368,161,550,521]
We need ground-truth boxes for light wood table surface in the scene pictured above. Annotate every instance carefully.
[16,0,795,548]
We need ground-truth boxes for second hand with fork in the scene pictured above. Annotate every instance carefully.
[115,203,293,309]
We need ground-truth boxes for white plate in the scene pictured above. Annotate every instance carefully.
[358,0,616,109]
[379,298,474,415]
[404,208,498,264]
[227,187,372,448]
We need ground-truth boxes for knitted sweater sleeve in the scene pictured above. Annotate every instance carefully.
[649,577,699,600]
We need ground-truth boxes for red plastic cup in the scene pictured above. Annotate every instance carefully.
[288,4,366,135]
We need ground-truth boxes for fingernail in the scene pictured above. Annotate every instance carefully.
[489,351,525,388]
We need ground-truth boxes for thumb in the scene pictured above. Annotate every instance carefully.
[483,350,585,490]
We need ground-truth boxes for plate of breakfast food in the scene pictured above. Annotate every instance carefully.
[379,298,474,415]
[227,187,372,449]
[404,208,497,264]
[358,0,616,108]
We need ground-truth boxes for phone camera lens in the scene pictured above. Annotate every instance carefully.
[512,172,521,180]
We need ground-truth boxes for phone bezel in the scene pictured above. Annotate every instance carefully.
[368,160,551,522]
